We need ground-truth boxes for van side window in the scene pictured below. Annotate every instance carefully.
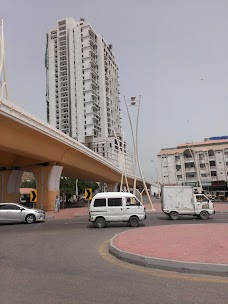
[126,197,140,206]
[108,198,122,207]
[94,199,106,207]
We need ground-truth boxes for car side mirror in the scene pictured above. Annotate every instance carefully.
[20,207,25,211]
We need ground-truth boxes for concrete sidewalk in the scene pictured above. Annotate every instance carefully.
[45,200,228,220]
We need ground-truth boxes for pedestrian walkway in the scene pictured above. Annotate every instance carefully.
[109,224,228,275]
[45,199,228,220]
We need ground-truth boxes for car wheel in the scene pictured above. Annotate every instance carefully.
[200,211,209,220]
[129,216,139,227]
[169,211,179,220]
[95,217,106,228]
[25,214,36,224]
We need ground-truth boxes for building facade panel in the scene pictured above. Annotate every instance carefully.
[158,137,228,192]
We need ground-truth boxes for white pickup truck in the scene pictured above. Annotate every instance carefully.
[161,186,215,220]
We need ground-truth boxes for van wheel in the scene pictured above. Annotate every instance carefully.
[129,216,139,227]
[200,211,209,220]
[95,217,106,228]
[169,211,179,220]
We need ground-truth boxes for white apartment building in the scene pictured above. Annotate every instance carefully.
[158,137,228,191]
[45,18,133,174]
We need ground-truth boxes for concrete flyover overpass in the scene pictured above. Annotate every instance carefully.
[0,98,152,210]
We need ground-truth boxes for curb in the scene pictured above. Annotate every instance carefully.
[109,234,228,277]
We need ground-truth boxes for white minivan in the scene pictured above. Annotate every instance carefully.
[89,192,146,228]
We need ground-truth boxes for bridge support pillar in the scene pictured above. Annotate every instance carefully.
[106,183,119,192]
[0,170,23,203]
[32,165,63,211]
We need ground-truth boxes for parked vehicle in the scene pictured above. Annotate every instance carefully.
[89,192,146,228]
[0,203,45,224]
[161,186,215,220]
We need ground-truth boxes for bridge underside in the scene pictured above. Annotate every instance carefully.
[0,113,150,210]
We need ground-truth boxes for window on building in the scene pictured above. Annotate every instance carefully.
[200,164,206,168]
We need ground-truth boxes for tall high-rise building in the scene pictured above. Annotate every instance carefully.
[45,18,133,174]
[45,17,121,142]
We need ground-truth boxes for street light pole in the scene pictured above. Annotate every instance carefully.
[124,95,154,209]
[0,19,9,100]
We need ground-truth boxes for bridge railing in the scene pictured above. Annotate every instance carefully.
[0,98,153,186]
[0,97,122,170]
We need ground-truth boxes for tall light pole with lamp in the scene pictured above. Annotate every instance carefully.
[0,19,9,100]
[124,95,154,209]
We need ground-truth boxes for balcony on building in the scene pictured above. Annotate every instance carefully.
[60,46,66,52]
[60,51,66,57]
[185,167,196,173]
[91,85,99,96]
[59,40,66,47]
[184,156,194,163]
[177,175,183,181]
[92,102,100,110]
[186,174,197,182]
[183,149,195,163]
[60,56,67,63]
[208,150,215,160]
[176,164,181,171]
[89,44,97,56]
[91,57,98,68]
[91,78,98,88]
[59,30,66,36]
[90,65,98,77]
[61,109,68,115]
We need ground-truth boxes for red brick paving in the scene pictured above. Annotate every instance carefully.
[45,201,228,219]
[113,224,228,264]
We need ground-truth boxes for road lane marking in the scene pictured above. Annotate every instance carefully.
[99,240,228,284]
[65,221,89,224]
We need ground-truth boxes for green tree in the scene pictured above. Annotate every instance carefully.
[60,177,99,198]
[20,180,36,188]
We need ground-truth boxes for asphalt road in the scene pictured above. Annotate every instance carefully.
[1,213,228,304]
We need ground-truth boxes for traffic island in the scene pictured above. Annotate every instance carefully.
[109,224,228,276]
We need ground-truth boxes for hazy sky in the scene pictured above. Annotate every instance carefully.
[1,0,228,181]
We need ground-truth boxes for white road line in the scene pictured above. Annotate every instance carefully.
[65,221,89,224]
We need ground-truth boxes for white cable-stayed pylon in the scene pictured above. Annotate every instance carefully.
[0,19,9,100]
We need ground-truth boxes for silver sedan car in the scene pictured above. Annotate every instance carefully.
[0,203,45,224]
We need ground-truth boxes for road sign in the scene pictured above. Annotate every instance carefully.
[85,188,92,200]
[30,190,37,203]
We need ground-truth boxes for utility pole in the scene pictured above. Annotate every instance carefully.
[124,95,154,210]
[0,19,9,100]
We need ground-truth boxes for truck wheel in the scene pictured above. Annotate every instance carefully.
[95,217,106,228]
[169,211,179,220]
[129,216,139,227]
[199,211,209,220]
